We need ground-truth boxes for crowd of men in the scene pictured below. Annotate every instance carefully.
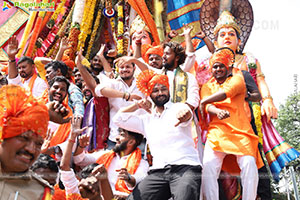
[0,10,275,200]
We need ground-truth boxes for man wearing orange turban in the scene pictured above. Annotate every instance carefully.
[113,70,202,200]
[0,85,52,199]
[200,48,263,200]
[144,45,164,69]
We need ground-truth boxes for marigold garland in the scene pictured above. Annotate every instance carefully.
[117,1,124,55]
[110,17,116,40]
[57,2,75,38]
[252,102,263,145]
[246,54,263,145]
[86,5,103,58]
[77,0,97,51]
[65,24,81,60]
[48,0,67,28]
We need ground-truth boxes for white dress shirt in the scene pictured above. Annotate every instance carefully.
[113,102,201,169]
[74,150,149,196]
[7,74,48,98]
[95,77,145,142]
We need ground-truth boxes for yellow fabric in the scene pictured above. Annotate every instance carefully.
[34,59,47,81]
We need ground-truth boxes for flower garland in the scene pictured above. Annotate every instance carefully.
[86,4,103,59]
[57,2,75,38]
[110,17,116,41]
[38,0,69,57]
[48,0,67,28]
[117,0,124,55]
[252,102,263,145]
[123,2,130,55]
[246,53,263,145]
[77,0,97,51]
[65,23,81,60]
[72,0,85,24]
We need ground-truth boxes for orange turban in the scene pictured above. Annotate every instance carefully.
[137,70,169,96]
[62,56,76,70]
[145,45,164,64]
[209,48,235,70]
[0,85,49,140]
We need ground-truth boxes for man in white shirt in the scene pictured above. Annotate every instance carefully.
[76,50,144,149]
[6,36,47,98]
[73,128,149,199]
[113,72,201,200]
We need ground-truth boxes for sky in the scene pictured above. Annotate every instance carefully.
[245,0,300,108]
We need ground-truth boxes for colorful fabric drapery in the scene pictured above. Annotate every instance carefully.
[261,115,300,181]
[167,0,205,49]
[82,97,110,151]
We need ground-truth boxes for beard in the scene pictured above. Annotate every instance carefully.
[151,94,170,107]
[75,81,83,90]
[162,59,175,70]
[113,140,129,153]
[120,74,133,81]
[91,64,103,74]
[20,72,30,79]
[84,90,93,102]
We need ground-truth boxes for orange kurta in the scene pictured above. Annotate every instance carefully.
[201,74,263,173]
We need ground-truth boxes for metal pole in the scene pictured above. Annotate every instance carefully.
[289,166,300,200]
[284,167,291,200]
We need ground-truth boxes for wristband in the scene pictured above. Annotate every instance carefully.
[68,138,76,143]
[8,59,16,63]
[126,93,131,101]
[167,33,173,39]
[262,95,273,102]
[122,92,127,99]
[128,173,132,181]
[201,36,206,40]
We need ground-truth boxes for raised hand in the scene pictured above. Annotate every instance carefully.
[75,48,85,67]
[41,129,54,153]
[114,56,134,67]
[70,116,87,138]
[59,37,72,52]
[195,31,206,39]
[97,44,106,57]
[179,24,193,37]
[7,35,19,59]
[168,30,178,39]
[78,133,90,149]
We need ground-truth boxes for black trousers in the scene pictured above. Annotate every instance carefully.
[127,164,202,200]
